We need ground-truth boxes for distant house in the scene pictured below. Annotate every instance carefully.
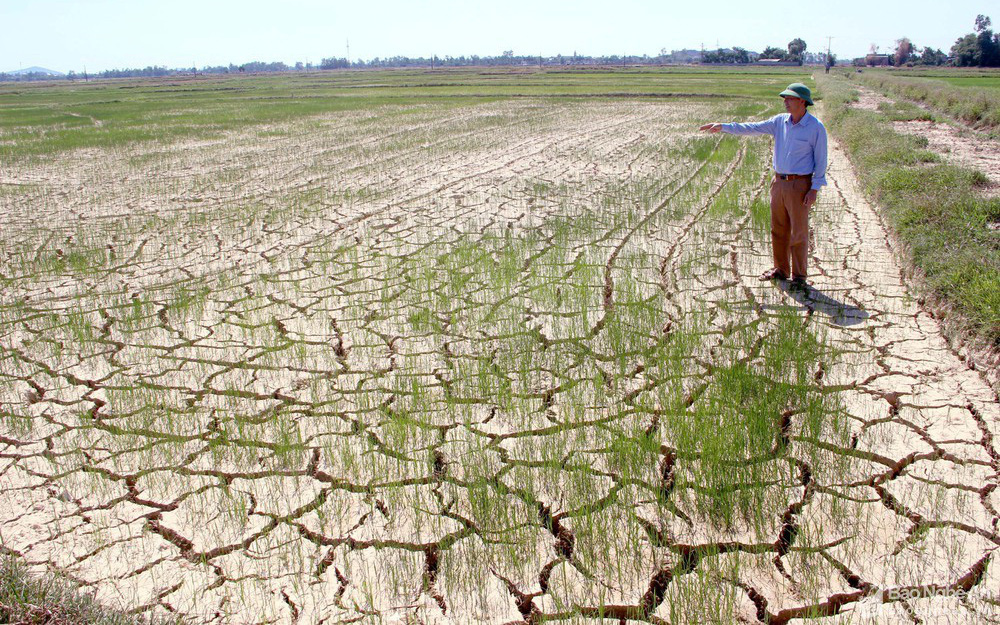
[864,54,891,66]
[667,49,703,64]
[8,66,64,77]
[754,58,801,67]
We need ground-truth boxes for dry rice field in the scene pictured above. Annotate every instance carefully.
[1,71,998,624]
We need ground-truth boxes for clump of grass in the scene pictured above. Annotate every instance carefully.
[0,555,178,625]
[875,98,935,123]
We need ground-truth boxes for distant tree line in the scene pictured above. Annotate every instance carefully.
[0,52,691,82]
[1,46,828,84]
[758,38,810,65]
[701,47,752,64]
[0,61,316,82]
[872,38,949,67]
[950,14,1000,66]
[322,51,671,69]
[700,39,839,67]
[2,51,713,82]
[5,17,998,83]
[0,71,62,82]
[880,15,998,67]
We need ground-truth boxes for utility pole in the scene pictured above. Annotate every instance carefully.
[825,36,834,72]
[346,39,350,66]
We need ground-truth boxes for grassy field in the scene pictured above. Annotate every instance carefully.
[1,67,998,624]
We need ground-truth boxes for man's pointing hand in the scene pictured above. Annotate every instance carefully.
[699,123,723,133]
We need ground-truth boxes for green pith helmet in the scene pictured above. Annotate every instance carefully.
[779,82,814,105]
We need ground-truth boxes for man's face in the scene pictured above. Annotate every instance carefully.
[783,95,807,116]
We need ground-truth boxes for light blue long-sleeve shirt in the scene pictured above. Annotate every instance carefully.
[722,112,828,190]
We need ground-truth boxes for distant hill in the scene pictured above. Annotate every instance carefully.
[7,66,64,76]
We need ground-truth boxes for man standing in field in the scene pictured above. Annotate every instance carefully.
[700,83,827,290]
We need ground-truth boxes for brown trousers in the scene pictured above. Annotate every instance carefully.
[770,176,811,278]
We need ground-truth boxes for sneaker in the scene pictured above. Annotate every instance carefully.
[759,268,789,281]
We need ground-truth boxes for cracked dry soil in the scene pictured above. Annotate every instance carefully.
[1,99,999,624]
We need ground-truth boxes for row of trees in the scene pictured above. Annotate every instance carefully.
[760,38,809,64]
[698,39,836,66]
[5,17,997,82]
[951,15,1000,66]
[323,51,691,69]
[889,15,1000,67]
[2,51,723,82]
[0,61,315,82]
[890,39,948,66]
[701,47,753,64]
[700,38,812,65]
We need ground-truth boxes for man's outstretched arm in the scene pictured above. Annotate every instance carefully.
[700,118,778,135]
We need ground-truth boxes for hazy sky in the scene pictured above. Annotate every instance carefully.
[1,0,989,73]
